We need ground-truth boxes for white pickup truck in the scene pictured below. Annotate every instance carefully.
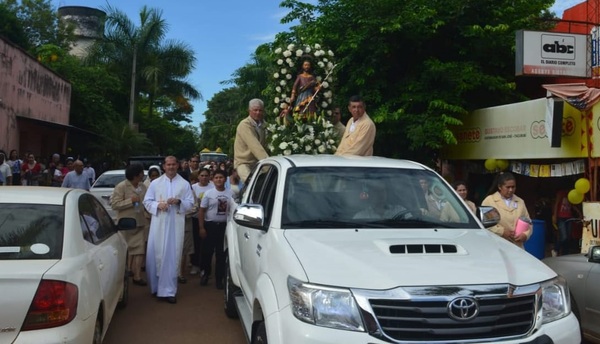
[224,155,580,344]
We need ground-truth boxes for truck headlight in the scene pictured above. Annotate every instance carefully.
[287,276,364,332]
[541,276,570,323]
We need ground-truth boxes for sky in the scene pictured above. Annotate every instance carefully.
[52,0,300,127]
[51,0,582,128]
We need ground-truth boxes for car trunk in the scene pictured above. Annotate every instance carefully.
[0,260,57,343]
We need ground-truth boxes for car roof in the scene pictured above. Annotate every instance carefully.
[98,169,126,175]
[97,169,148,176]
[265,154,429,170]
[0,186,85,205]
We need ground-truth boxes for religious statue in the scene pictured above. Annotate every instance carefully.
[286,57,320,116]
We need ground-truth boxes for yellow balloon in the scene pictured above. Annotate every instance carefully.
[575,178,591,194]
[496,159,509,171]
[484,159,497,171]
[568,189,584,204]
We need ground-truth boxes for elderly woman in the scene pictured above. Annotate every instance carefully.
[481,172,531,249]
[111,163,148,285]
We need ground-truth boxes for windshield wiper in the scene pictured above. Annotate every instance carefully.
[284,219,363,228]
[367,218,457,228]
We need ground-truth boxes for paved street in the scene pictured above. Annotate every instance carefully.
[104,272,246,344]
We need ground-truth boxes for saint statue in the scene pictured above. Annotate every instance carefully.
[288,57,320,115]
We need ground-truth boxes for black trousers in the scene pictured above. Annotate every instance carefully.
[190,217,201,267]
[200,221,226,283]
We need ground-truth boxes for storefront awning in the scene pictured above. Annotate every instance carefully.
[542,83,600,111]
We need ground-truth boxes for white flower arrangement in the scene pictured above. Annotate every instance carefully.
[266,114,338,156]
[270,43,336,117]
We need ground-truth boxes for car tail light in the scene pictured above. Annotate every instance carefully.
[21,280,78,331]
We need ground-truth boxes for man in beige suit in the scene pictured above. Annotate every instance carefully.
[335,95,376,156]
[234,99,269,182]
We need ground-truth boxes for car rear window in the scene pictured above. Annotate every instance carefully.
[0,204,64,260]
[93,173,126,188]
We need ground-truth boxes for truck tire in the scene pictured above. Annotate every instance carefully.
[224,253,240,319]
[252,321,267,344]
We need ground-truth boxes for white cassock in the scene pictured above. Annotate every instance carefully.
[143,173,194,297]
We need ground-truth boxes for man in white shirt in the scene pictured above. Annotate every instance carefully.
[0,153,13,186]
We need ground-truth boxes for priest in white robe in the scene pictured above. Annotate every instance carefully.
[143,156,195,303]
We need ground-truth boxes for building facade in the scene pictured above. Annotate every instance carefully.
[0,37,71,159]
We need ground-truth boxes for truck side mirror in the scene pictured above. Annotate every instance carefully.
[478,206,500,228]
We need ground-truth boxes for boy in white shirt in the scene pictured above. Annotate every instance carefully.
[198,169,234,289]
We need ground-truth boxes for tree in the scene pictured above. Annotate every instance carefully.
[140,39,201,124]
[0,0,73,51]
[279,0,555,162]
[200,87,246,155]
[0,2,30,49]
[87,5,200,129]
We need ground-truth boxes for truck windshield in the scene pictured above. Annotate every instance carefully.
[282,167,480,229]
[200,153,228,163]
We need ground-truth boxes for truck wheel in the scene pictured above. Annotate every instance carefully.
[224,253,240,319]
[252,321,267,344]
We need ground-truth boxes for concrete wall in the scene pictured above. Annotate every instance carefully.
[0,37,71,157]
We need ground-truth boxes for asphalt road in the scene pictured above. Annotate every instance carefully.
[104,271,246,344]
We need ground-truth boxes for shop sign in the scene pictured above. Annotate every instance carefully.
[582,202,600,254]
[445,98,595,160]
[516,30,590,78]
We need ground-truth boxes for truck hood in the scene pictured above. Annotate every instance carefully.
[284,228,556,289]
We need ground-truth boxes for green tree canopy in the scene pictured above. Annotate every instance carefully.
[267,0,556,162]
[0,0,73,51]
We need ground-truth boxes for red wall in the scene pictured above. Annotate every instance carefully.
[0,37,71,157]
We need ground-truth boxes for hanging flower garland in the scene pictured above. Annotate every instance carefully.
[271,43,336,116]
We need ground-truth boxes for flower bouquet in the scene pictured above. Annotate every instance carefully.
[266,113,339,156]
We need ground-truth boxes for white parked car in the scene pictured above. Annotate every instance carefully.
[90,169,146,222]
[224,155,580,344]
[0,186,135,344]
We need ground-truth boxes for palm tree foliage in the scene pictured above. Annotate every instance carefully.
[86,4,201,126]
[1,2,202,164]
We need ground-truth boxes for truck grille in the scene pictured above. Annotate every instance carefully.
[369,295,536,341]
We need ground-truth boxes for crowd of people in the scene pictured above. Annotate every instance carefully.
[2,95,582,305]
[0,149,96,188]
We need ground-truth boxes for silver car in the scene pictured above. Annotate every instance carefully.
[543,246,600,343]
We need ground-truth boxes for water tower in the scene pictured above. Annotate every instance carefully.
[58,6,105,58]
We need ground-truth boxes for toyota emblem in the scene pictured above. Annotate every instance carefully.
[447,297,479,321]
